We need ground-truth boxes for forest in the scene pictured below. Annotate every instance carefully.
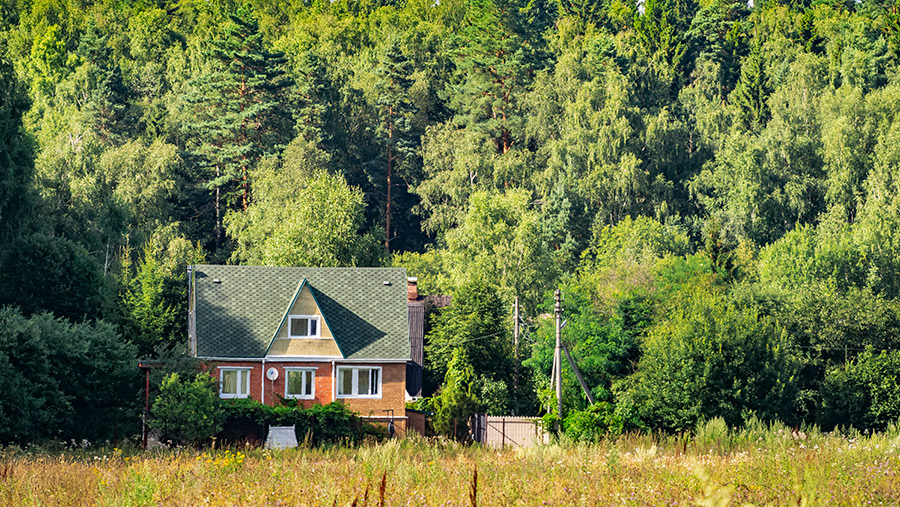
[1,0,900,443]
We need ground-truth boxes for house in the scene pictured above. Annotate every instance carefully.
[187,265,412,430]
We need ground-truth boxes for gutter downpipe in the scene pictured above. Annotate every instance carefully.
[332,360,336,402]
[187,265,195,357]
[261,358,266,405]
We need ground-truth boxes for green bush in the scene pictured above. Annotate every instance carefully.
[562,401,645,441]
[622,290,801,431]
[432,349,478,441]
[217,399,382,446]
[819,349,900,431]
[149,373,223,446]
[0,307,138,443]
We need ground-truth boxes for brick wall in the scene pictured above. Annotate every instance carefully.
[261,361,334,408]
[211,361,406,418]
[337,363,407,418]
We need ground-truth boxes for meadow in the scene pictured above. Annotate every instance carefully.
[1,420,899,507]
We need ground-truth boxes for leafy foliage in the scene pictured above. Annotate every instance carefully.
[623,290,801,431]
[820,349,900,431]
[0,234,106,322]
[433,349,479,441]
[150,372,224,447]
[4,0,900,439]
[0,307,138,443]
[218,398,381,446]
[226,159,381,267]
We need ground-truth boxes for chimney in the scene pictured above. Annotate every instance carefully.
[407,277,419,301]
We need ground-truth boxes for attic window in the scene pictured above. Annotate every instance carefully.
[289,315,320,338]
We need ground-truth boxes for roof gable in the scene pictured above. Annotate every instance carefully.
[265,279,342,357]
[192,265,410,360]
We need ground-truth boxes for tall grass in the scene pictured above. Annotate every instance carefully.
[2,429,899,506]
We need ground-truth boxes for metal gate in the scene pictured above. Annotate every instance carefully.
[472,414,549,448]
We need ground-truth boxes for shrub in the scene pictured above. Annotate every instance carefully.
[432,349,478,441]
[622,290,801,431]
[0,307,138,443]
[149,373,224,446]
[217,399,382,446]
[819,349,900,431]
[562,401,645,442]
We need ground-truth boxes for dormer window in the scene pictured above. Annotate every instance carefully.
[289,315,320,338]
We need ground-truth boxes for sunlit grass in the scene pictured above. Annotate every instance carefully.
[2,424,900,506]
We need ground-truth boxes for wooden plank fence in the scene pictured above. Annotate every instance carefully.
[472,414,549,448]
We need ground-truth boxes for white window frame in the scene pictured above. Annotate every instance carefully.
[288,315,321,338]
[219,367,251,399]
[284,367,316,400]
[336,366,382,399]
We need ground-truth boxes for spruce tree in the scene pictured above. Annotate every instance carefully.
[181,5,292,250]
[731,49,770,130]
[293,48,335,146]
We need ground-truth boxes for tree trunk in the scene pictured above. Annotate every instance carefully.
[386,107,393,255]
[386,140,393,254]
[215,166,222,252]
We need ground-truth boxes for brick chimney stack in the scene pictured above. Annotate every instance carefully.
[407,277,419,301]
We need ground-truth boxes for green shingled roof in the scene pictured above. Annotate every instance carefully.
[192,265,410,360]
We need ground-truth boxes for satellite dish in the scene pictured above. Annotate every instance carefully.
[266,367,279,381]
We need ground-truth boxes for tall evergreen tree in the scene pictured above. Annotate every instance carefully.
[446,0,551,155]
[181,4,292,251]
[633,0,699,104]
[293,48,335,146]
[373,37,417,254]
[731,49,770,130]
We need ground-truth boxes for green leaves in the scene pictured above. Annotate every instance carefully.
[624,290,801,431]
[0,308,138,443]
[226,143,381,267]
[820,349,900,431]
[181,5,293,213]
[0,49,35,245]
[150,372,224,447]
[433,348,479,440]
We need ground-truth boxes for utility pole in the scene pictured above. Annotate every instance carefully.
[513,296,520,415]
[514,296,519,354]
[554,289,563,420]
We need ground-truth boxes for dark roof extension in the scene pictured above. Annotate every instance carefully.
[192,265,410,360]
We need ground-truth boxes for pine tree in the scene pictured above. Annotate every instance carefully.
[76,20,133,144]
[293,48,334,146]
[373,37,417,254]
[181,4,292,250]
[686,0,750,96]
[446,0,551,155]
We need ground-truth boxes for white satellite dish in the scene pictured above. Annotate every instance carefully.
[266,367,279,381]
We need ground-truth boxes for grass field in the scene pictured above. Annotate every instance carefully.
[2,420,899,506]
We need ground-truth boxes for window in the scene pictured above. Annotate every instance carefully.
[337,366,381,398]
[220,367,251,399]
[288,315,320,338]
[285,368,316,399]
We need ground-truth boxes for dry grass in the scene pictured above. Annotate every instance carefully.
[2,427,899,506]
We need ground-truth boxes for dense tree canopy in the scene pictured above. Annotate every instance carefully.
[2,0,900,441]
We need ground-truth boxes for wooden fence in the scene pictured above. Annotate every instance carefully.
[471,414,549,448]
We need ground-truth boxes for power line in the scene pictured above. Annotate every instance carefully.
[798,345,897,352]
[456,331,506,344]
